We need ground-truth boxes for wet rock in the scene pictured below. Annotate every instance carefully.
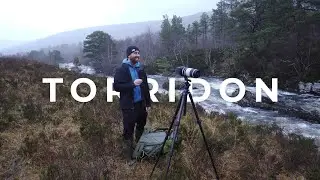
[298,81,320,95]
[231,88,320,123]
[231,89,275,110]
[298,82,305,93]
[314,138,320,148]
[298,82,312,93]
[277,106,320,124]
[311,83,320,95]
[305,83,312,92]
[71,66,81,73]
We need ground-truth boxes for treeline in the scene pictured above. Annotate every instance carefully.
[25,49,64,65]
[18,43,82,65]
[13,0,320,88]
[155,0,320,88]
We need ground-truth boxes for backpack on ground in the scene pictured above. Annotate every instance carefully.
[132,127,179,160]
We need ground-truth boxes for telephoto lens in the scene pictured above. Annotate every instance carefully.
[175,66,201,78]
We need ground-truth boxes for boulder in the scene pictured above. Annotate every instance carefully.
[277,106,320,124]
[298,81,320,95]
[311,83,320,95]
[70,66,81,73]
[298,82,312,93]
[305,83,312,92]
[314,138,320,148]
[231,89,275,110]
[231,88,320,123]
[298,82,306,93]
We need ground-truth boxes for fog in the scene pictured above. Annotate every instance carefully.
[0,0,218,42]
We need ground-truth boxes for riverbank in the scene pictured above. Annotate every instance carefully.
[1,58,319,179]
[58,62,320,139]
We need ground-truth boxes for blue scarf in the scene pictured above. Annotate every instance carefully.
[122,58,142,103]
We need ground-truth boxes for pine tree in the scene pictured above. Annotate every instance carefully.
[186,24,194,47]
[171,15,186,64]
[191,21,200,48]
[171,15,186,41]
[159,14,172,55]
[83,31,117,73]
[200,12,210,48]
[210,1,229,48]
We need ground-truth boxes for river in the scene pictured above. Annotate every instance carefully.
[59,63,320,140]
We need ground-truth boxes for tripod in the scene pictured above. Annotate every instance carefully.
[150,76,220,180]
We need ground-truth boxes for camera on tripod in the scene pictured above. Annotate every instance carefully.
[150,66,220,180]
[175,66,201,78]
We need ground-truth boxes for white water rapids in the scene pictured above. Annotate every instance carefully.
[59,63,320,142]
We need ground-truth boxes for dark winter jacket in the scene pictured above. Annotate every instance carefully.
[113,59,151,110]
[122,59,142,103]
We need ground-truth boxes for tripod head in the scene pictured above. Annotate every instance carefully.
[181,76,192,116]
[182,75,192,90]
[183,75,191,82]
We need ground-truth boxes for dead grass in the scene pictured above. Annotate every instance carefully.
[0,57,319,180]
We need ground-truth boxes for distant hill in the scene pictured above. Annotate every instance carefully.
[0,40,26,52]
[0,12,205,55]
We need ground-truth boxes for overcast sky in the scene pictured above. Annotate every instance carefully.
[0,0,218,41]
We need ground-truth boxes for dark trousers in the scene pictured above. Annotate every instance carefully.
[122,101,147,141]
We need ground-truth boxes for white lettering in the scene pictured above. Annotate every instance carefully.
[188,78,211,102]
[106,78,119,102]
[169,78,176,102]
[220,78,246,103]
[147,78,159,102]
[42,77,278,104]
[70,78,96,102]
[42,78,63,102]
[256,78,278,102]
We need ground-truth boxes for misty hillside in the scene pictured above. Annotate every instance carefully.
[0,12,204,54]
[0,40,26,51]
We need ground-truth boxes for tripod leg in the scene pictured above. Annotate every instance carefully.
[164,90,186,179]
[188,93,220,180]
[150,92,184,178]
[183,88,187,116]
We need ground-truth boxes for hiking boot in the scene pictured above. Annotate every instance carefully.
[123,139,134,161]
[127,159,137,166]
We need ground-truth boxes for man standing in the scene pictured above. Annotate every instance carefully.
[113,46,151,161]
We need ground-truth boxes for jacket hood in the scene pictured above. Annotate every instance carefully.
[122,58,140,68]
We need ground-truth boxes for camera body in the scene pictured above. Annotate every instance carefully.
[175,66,201,78]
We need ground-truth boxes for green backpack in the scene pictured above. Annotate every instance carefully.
[132,127,179,160]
